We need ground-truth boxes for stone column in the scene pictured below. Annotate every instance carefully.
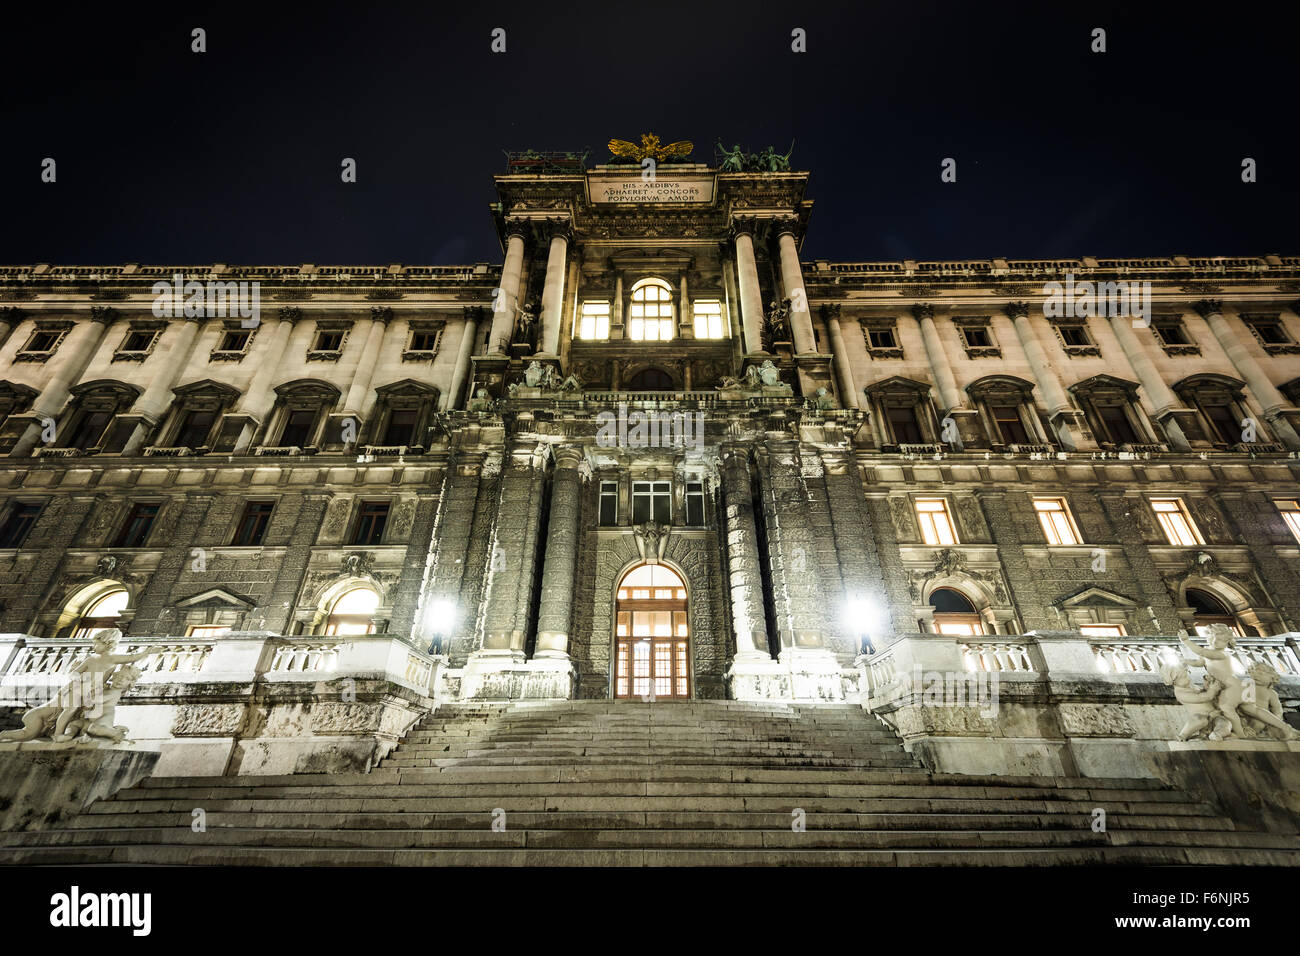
[733,224,766,355]
[479,441,549,653]
[11,308,117,457]
[1005,301,1083,450]
[678,270,692,339]
[1106,313,1193,450]
[1195,299,1300,450]
[340,307,391,421]
[444,307,481,411]
[538,219,570,357]
[775,224,816,354]
[914,304,978,447]
[822,305,859,409]
[120,315,206,455]
[488,221,528,354]
[722,446,771,660]
[534,445,585,659]
[611,273,625,340]
[228,307,301,453]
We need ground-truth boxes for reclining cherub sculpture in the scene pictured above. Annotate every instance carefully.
[1168,625,1299,741]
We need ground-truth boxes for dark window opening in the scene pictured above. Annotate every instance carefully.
[631,481,671,524]
[351,502,389,545]
[64,411,112,450]
[115,503,160,548]
[175,409,216,449]
[1097,404,1138,444]
[313,331,344,351]
[626,368,674,390]
[217,330,250,351]
[122,331,155,351]
[409,330,439,351]
[278,409,317,448]
[685,482,705,527]
[599,482,618,526]
[0,503,41,547]
[962,327,992,348]
[1250,321,1289,345]
[887,406,923,444]
[232,501,274,546]
[1202,403,1239,444]
[991,404,1029,444]
[868,329,896,349]
[1058,325,1091,347]
[1155,323,1191,346]
[381,409,418,446]
[24,331,61,352]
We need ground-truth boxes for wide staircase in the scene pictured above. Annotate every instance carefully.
[3,700,1298,865]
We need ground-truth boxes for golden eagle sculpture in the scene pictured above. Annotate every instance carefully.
[607,133,694,163]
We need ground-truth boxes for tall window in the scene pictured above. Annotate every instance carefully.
[887,406,923,444]
[279,409,318,448]
[990,404,1030,444]
[615,563,689,699]
[351,502,390,545]
[692,300,725,339]
[631,481,671,524]
[930,588,984,636]
[1277,500,1300,543]
[1034,497,1082,545]
[685,482,706,526]
[325,587,379,635]
[1150,497,1203,546]
[915,498,958,545]
[599,481,619,526]
[629,279,674,341]
[0,501,41,547]
[174,409,217,449]
[71,588,129,639]
[1186,588,1242,637]
[1096,404,1139,445]
[115,503,159,547]
[232,501,274,546]
[578,301,610,341]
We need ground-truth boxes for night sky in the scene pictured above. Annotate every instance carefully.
[1,1,1295,266]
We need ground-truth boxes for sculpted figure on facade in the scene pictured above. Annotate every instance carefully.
[1176,625,1300,740]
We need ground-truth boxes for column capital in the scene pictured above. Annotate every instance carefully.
[1005,301,1031,320]
[277,306,304,324]
[553,443,585,470]
[1194,298,1224,319]
[462,305,488,322]
[503,217,531,240]
[542,216,574,243]
[773,215,801,238]
[729,216,760,241]
[88,306,118,325]
[369,306,394,325]
[911,303,935,322]
[818,303,842,320]
[1,306,25,327]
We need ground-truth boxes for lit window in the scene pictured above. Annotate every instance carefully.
[1033,497,1082,545]
[1277,500,1300,543]
[692,300,725,339]
[930,588,983,635]
[915,498,957,545]
[631,481,671,524]
[578,301,610,341]
[1150,497,1203,546]
[629,279,674,342]
[71,589,129,640]
[1079,624,1125,637]
[187,625,232,638]
[325,587,379,635]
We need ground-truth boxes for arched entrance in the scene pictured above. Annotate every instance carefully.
[614,562,690,699]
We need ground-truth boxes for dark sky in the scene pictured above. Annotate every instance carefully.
[1,1,1295,266]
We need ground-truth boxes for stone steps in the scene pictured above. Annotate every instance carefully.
[2,699,1294,866]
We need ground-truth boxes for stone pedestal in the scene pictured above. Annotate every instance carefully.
[1150,739,1300,836]
[458,649,575,701]
[726,647,846,702]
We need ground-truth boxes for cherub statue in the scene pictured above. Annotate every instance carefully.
[1159,661,1230,741]
[523,361,545,387]
[758,360,782,387]
[1180,625,1299,740]
[54,663,142,745]
[0,633,150,745]
[1243,661,1299,740]
[537,364,561,390]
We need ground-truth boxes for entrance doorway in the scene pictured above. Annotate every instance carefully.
[614,563,690,699]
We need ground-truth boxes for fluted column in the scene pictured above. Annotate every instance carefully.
[776,225,816,354]
[488,221,527,354]
[1106,313,1192,450]
[823,305,858,408]
[538,220,570,357]
[342,307,391,419]
[1006,301,1081,450]
[722,447,771,660]
[11,308,117,456]
[120,315,206,455]
[914,304,963,413]
[733,225,766,354]
[534,445,585,659]
[444,307,481,410]
[1195,299,1300,450]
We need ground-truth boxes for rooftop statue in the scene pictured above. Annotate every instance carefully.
[608,133,694,164]
[714,140,794,172]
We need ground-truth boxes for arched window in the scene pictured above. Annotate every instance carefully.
[629,279,674,342]
[71,588,129,640]
[625,368,674,391]
[615,563,689,699]
[324,587,380,635]
[1186,588,1242,637]
[930,587,984,636]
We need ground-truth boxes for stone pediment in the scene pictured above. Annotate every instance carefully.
[175,588,255,611]
[1057,587,1139,609]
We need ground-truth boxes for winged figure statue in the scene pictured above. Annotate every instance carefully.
[607,133,694,163]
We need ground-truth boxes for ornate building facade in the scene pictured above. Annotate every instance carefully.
[1,153,1300,784]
